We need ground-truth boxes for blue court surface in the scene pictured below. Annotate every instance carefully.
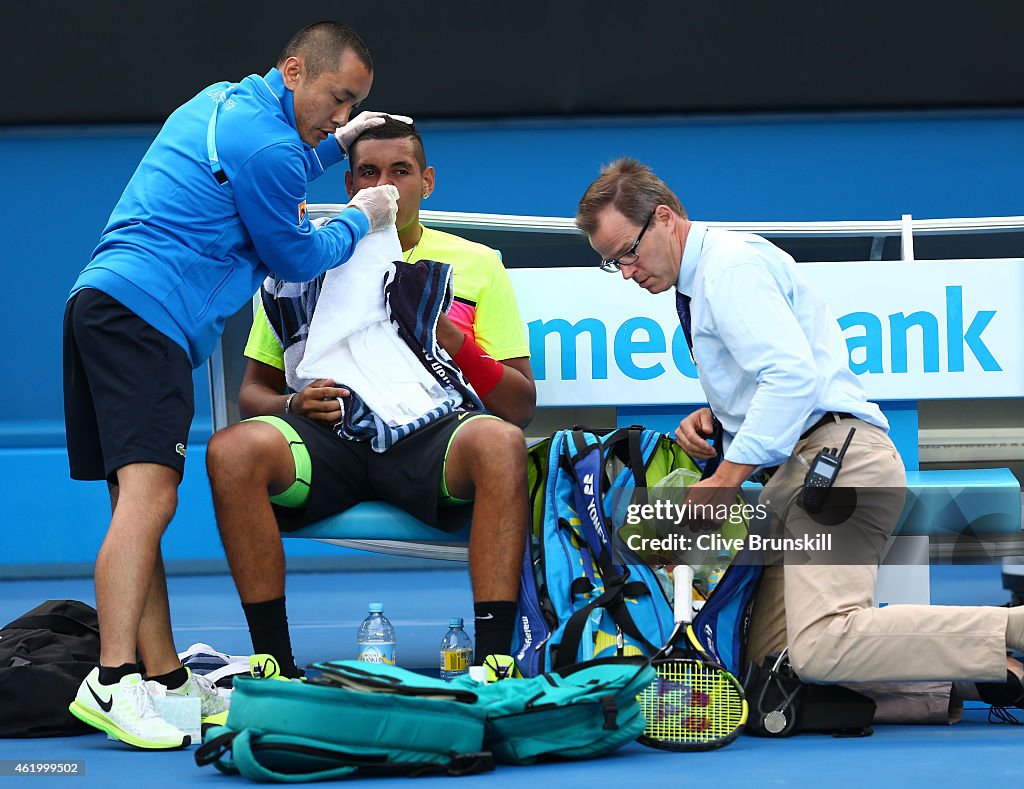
[0,563,1019,787]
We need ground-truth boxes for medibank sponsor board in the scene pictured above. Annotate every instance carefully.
[508,259,1024,405]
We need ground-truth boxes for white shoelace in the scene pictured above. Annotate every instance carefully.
[190,672,217,693]
[124,681,162,723]
[186,671,229,714]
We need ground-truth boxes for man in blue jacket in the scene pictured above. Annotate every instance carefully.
[63,21,405,749]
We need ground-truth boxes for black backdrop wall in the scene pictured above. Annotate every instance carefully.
[7,0,1024,126]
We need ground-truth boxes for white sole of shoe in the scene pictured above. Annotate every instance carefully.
[68,700,190,750]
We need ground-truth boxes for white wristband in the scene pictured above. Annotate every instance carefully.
[284,393,296,414]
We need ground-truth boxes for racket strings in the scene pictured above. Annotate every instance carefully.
[639,662,745,743]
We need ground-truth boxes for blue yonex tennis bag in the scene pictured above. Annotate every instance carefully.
[513,426,763,678]
[194,659,656,781]
[691,537,763,676]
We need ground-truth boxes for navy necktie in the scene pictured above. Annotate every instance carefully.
[675,290,693,350]
[675,289,724,478]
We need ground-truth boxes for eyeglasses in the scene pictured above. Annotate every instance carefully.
[599,211,655,272]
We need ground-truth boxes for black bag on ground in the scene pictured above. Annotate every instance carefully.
[742,649,875,738]
[0,600,100,737]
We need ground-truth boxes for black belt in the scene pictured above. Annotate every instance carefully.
[800,411,855,441]
[757,412,857,484]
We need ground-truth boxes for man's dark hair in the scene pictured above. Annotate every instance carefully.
[276,21,372,79]
[576,157,686,236]
[349,117,427,171]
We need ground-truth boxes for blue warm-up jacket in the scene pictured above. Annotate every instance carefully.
[72,68,368,368]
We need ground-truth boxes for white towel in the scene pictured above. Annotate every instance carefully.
[291,226,453,427]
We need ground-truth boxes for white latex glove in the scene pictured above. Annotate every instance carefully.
[347,184,399,232]
[335,111,415,155]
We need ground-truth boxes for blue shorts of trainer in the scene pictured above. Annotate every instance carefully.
[252,411,497,534]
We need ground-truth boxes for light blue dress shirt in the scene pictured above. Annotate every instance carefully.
[676,222,887,468]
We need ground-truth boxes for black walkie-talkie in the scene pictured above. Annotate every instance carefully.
[798,427,856,514]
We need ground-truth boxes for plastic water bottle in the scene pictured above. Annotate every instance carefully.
[653,566,674,601]
[439,618,473,680]
[700,550,731,596]
[357,603,396,665]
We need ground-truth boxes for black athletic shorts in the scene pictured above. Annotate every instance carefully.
[63,288,194,483]
[261,411,491,533]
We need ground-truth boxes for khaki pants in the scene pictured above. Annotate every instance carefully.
[745,417,1007,685]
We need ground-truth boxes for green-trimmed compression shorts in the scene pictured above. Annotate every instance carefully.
[245,411,500,533]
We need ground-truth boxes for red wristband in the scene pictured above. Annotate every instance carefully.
[453,335,504,396]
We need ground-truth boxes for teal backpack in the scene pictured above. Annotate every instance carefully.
[465,657,655,764]
[195,658,656,782]
[196,671,489,782]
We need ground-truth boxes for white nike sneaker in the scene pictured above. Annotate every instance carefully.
[69,668,190,749]
[160,668,229,720]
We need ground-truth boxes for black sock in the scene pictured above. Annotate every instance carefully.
[242,596,300,677]
[98,663,137,686]
[147,666,189,690]
[474,601,517,660]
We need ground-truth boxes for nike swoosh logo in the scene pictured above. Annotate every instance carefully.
[87,682,113,713]
[475,613,494,620]
[457,412,472,422]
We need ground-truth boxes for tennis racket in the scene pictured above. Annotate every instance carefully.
[637,565,748,751]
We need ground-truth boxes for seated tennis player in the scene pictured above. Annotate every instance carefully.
[206,118,535,677]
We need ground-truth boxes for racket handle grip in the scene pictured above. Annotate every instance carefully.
[672,565,695,625]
